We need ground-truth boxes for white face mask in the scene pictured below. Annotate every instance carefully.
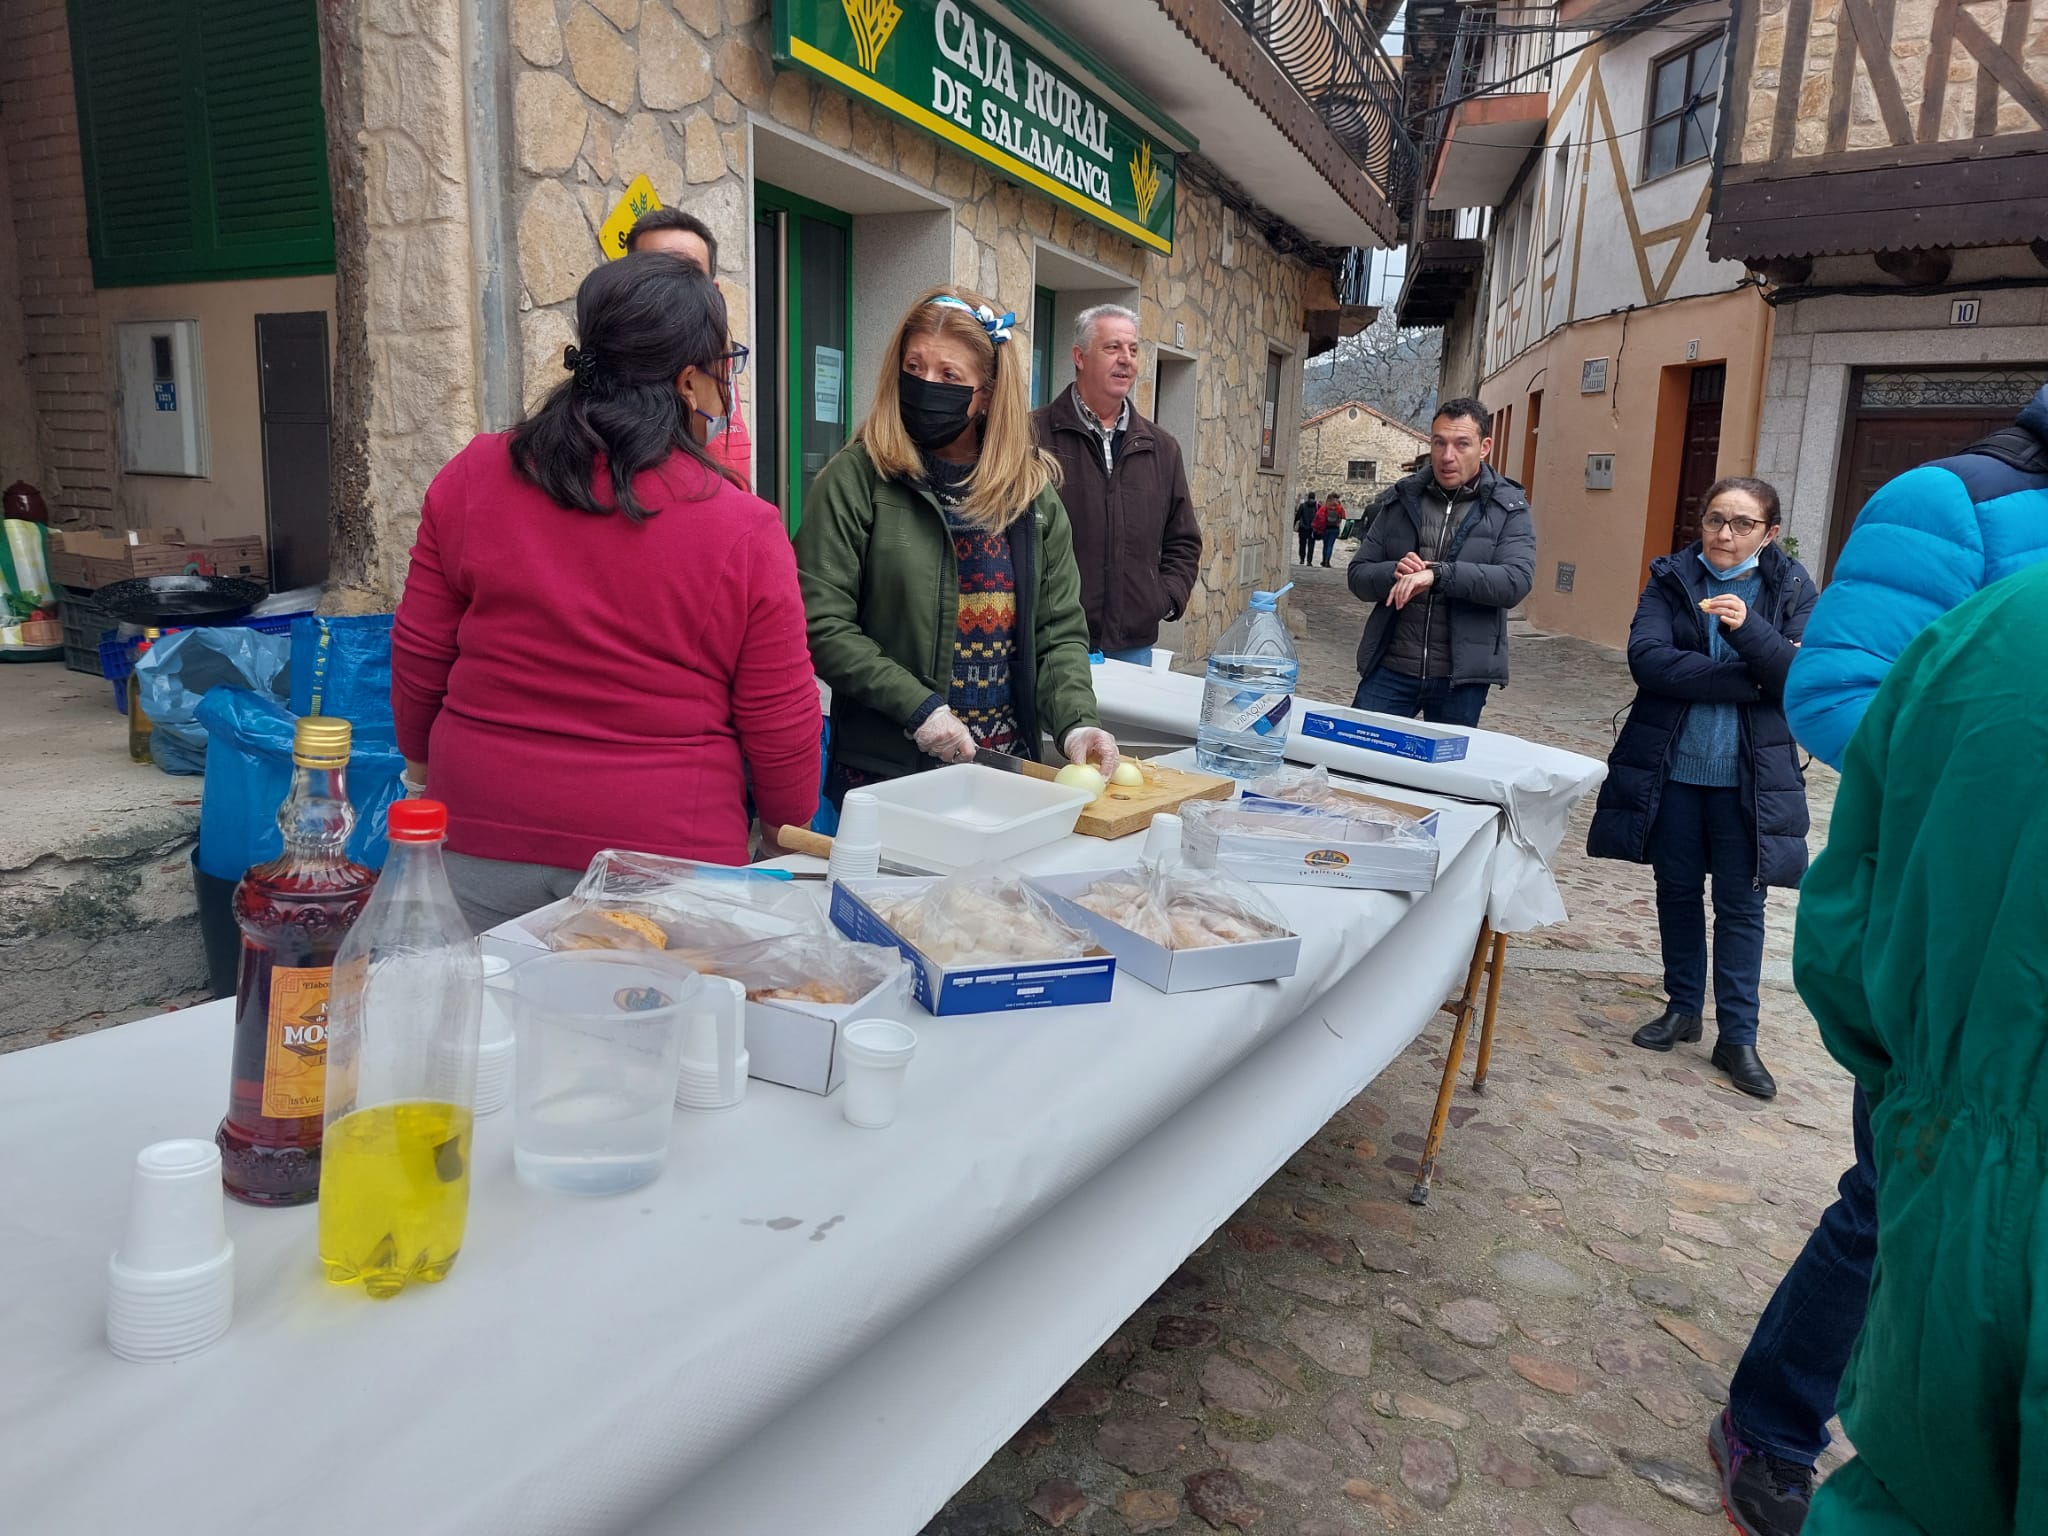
[1699,547,1764,580]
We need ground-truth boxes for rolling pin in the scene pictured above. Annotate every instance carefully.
[775,825,836,859]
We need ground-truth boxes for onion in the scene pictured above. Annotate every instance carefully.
[1054,763,1106,796]
[1111,761,1145,787]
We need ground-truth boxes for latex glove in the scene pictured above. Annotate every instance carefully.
[1061,726,1121,782]
[914,706,977,763]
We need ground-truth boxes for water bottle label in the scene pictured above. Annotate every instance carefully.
[1209,688,1292,737]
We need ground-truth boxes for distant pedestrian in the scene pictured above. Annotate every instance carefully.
[1792,563,2048,1536]
[1346,398,1534,727]
[1294,491,1317,565]
[1587,477,1814,1102]
[1318,495,1345,566]
[1706,379,2048,1536]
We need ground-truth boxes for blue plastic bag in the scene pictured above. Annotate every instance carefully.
[193,688,407,880]
[290,613,395,746]
[135,626,293,775]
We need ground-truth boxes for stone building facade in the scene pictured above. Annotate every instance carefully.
[327,0,1397,654]
[1295,400,1427,510]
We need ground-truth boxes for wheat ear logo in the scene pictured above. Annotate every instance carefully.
[842,0,903,73]
[1130,140,1161,224]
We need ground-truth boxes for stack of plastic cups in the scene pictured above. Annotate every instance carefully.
[828,790,881,883]
[1143,812,1183,867]
[105,1140,235,1363]
[475,954,516,1116]
[840,1019,918,1129]
[675,976,749,1112]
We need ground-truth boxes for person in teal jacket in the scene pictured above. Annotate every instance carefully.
[1794,561,2048,1534]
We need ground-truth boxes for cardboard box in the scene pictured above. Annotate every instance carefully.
[1241,788,1441,840]
[1301,705,1470,763]
[1185,800,1440,892]
[1027,870,1301,993]
[829,878,1117,1016]
[483,899,900,1097]
[48,527,268,590]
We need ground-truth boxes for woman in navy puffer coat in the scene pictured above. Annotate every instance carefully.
[1588,477,1815,1101]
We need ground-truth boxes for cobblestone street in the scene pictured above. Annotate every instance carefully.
[928,562,1855,1536]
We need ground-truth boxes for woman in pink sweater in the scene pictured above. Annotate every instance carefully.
[391,254,820,931]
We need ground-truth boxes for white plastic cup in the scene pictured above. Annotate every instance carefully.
[106,1140,235,1362]
[114,1139,229,1273]
[676,1051,750,1111]
[675,976,748,1111]
[829,791,882,881]
[1151,649,1175,675]
[475,955,516,1116]
[840,1018,918,1129]
[1143,813,1183,865]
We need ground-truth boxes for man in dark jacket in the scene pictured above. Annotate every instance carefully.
[1346,398,1535,726]
[1293,491,1318,566]
[1031,304,1203,663]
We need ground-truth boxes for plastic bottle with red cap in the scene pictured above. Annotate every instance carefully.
[317,797,485,1298]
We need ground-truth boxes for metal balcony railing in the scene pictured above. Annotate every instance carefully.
[1405,5,1557,258]
[1223,0,1419,210]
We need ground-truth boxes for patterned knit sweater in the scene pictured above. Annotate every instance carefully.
[925,456,1024,757]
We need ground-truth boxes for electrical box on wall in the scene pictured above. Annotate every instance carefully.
[116,321,208,477]
[1585,453,1615,489]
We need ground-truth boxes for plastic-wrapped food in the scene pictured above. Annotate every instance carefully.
[1070,863,1289,950]
[1241,763,1428,834]
[698,931,913,1009]
[874,867,1094,966]
[1179,788,1435,864]
[536,849,823,955]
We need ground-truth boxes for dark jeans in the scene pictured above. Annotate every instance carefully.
[1297,529,1314,564]
[1646,780,1764,1047]
[1351,670,1489,727]
[1320,530,1338,565]
[1729,1087,1878,1466]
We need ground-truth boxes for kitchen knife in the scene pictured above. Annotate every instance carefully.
[969,748,1061,782]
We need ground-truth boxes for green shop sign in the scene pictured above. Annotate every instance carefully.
[774,0,1178,253]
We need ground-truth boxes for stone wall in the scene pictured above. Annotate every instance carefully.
[502,0,1315,656]
[1296,403,1428,509]
[0,0,113,525]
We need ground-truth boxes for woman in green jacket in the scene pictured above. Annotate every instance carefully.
[796,286,1119,800]
[1795,561,2048,1535]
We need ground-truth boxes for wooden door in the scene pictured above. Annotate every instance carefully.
[1827,411,2009,575]
[1669,364,1725,553]
[256,311,331,590]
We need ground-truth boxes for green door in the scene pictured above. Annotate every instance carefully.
[1029,285,1056,409]
[753,183,851,536]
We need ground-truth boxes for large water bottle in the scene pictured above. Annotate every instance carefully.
[1195,584,1301,778]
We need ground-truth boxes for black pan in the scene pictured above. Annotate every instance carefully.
[96,574,268,628]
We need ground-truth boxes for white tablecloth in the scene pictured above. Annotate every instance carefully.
[0,801,1497,1535]
[1092,659,1606,931]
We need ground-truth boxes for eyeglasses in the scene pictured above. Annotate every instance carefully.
[718,344,749,379]
[1702,514,1767,535]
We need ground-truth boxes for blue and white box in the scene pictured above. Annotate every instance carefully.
[1301,705,1471,763]
[829,878,1117,1016]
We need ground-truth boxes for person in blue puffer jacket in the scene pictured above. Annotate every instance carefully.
[1588,476,1814,1103]
[1703,381,2048,1536]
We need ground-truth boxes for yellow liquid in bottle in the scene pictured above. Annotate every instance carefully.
[318,1101,474,1298]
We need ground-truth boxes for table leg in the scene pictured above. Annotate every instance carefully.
[1408,922,1492,1206]
[1471,931,1508,1093]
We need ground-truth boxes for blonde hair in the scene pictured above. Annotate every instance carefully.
[858,285,1059,532]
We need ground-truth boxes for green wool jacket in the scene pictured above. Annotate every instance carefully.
[1797,561,2048,1536]
[793,441,1100,782]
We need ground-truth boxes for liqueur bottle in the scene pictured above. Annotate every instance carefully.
[319,799,484,1297]
[217,717,376,1206]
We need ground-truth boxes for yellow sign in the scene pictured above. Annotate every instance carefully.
[841,0,902,73]
[599,174,662,260]
[1130,140,1160,226]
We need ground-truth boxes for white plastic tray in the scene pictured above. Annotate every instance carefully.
[857,764,1092,873]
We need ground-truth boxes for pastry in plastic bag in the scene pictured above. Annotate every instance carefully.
[875,867,1094,966]
[697,931,912,1010]
[1073,863,1289,949]
[536,848,823,956]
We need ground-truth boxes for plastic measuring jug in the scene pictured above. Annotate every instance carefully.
[489,951,700,1196]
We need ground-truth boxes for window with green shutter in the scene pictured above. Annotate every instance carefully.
[68,0,334,287]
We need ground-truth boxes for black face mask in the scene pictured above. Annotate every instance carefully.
[898,372,978,451]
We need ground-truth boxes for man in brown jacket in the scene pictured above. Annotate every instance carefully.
[1031,304,1203,663]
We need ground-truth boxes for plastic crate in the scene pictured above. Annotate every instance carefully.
[243,610,312,636]
[59,588,115,676]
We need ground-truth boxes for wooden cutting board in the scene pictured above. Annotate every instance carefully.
[1066,759,1235,841]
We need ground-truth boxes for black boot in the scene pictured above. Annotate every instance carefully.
[1631,1008,1703,1051]
[1712,1042,1778,1099]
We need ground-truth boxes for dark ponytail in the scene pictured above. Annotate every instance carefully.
[508,252,742,519]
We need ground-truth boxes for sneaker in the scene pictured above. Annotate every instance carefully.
[1709,1409,1814,1535]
